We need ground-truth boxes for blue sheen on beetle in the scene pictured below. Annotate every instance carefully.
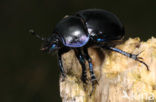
[54,16,90,47]
[97,38,105,42]
[31,9,149,96]
[64,34,89,47]
[49,44,56,52]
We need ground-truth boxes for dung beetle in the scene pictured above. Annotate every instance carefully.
[30,9,149,95]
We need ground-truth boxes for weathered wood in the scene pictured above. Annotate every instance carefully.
[60,37,156,102]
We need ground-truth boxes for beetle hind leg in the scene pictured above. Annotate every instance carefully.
[103,46,149,71]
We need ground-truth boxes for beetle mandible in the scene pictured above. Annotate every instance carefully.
[30,9,149,95]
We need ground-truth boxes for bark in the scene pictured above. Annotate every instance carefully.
[59,37,156,102]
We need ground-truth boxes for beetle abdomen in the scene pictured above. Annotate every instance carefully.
[76,9,125,41]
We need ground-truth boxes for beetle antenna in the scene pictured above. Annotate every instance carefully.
[29,29,46,41]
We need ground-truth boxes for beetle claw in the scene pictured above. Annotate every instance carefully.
[136,50,144,56]
[135,57,149,71]
[89,79,98,96]
[137,57,143,60]
[60,73,66,81]
[134,51,149,71]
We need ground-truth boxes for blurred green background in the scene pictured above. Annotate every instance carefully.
[1,0,156,102]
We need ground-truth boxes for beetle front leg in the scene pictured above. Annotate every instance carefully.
[83,47,98,95]
[103,46,149,71]
[74,49,88,84]
[58,48,70,79]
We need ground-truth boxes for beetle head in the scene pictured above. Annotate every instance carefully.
[29,29,60,53]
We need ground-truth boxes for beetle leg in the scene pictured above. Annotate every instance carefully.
[58,47,70,79]
[103,46,149,71]
[83,47,98,95]
[74,49,88,84]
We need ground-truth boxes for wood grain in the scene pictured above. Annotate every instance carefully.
[59,37,156,102]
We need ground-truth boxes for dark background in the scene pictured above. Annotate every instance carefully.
[1,0,156,102]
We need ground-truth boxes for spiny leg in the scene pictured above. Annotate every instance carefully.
[103,46,149,71]
[58,47,70,79]
[83,47,98,96]
[74,49,87,84]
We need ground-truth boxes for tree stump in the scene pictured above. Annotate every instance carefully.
[59,37,156,102]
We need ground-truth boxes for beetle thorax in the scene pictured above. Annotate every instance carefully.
[54,16,89,47]
[63,27,89,47]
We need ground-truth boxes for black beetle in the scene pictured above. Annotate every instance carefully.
[30,9,149,95]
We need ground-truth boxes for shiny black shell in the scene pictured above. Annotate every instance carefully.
[53,16,89,47]
[53,9,125,47]
[76,9,125,41]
